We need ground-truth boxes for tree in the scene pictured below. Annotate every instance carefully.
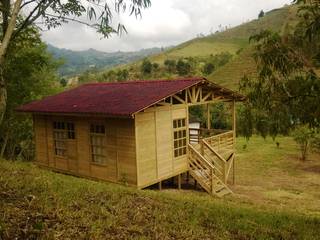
[202,62,215,75]
[176,59,191,76]
[152,62,159,71]
[258,10,265,18]
[141,59,152,75]
[164,59,176,73]
[116,69,129,82]
[239,0,320,143]
[0,25,60,160]
[0,0,152,124]
[60,78,67,87]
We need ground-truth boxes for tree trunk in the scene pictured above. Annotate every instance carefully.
[0,0,23,124]
[0,129,9,158]
[0,68,7,124]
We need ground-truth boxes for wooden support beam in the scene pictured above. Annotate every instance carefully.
[207,103,211,130]
[173,94,185,104]
[232,99,236,185]
[178,174,181,190]
[233,157,235,185]
[232,99,236,142]
[159,181,162,190]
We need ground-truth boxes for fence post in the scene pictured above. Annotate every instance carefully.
[200,139,204,156]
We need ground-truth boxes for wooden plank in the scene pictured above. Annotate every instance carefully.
[136,112,157,186]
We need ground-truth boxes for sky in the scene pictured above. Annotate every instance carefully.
[41,0,292,52]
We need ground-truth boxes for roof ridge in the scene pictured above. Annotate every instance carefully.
[83,77,205,86]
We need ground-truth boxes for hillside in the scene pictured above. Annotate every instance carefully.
[1,136,320,239]
[47,44,163,76]
[149,6,295,63]
[80,5,298,88]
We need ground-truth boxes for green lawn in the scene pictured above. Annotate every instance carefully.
[1,136,319,239]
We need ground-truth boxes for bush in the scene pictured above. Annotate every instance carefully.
[202,63,215,75]
[176,59,191,76]
[141,59,152,75]
[164,59,176,73]
[292,125,318,161]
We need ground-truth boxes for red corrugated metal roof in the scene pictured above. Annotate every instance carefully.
[17,78,206,117]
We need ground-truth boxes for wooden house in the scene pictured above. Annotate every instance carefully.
[18,77,245,197]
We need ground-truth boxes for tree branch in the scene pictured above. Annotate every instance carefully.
[0,0,23,65]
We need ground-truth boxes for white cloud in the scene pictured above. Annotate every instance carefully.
[41,0,292,52]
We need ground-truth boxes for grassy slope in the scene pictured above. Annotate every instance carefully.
[150,6,294,63]
[1,136,319,239]
[208,6,299,90]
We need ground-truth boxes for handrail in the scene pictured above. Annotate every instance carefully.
[188,144,215,170]
[203,130,234,142]
[202,140,226,164]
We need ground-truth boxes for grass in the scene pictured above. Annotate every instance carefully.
[208,47,257,90]
[1,136,320,239]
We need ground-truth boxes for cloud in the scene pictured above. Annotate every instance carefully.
[41,0,292,52]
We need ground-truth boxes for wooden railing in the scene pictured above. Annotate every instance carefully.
[189,128,229,143]
[188,144,231,196]
[200,131,235,184]
[188,144,216,193]
[203,131,234,155]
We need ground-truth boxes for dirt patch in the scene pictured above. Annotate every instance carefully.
[302,165,320,174]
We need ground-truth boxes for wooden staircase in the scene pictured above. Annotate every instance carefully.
[188,131,235,197]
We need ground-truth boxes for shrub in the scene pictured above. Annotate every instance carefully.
[202,63,215,75]
[292,125,318,161]
[141,59,152,75]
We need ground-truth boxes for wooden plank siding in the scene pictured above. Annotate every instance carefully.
[135,105,189,188]
[33,115,137,186]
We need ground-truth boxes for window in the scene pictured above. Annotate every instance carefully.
[67,123,75,139]
[90,124,106,165]
[173,118,187,158]
[53,121,75,156]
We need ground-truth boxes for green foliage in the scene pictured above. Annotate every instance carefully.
[237,104,253,140]
[60,78,67,87]
[210,103,231,130]
[258,10,265,18]
[164,59,176,73]
[10,0,151,40]
[292,125,318,161]
[240,29,320,138]
[176,59,191,76]
[202,62,215,75]
[116,69,129,82]
[0,25,60,160]
[152,62,159,71]
[141,58,152,75]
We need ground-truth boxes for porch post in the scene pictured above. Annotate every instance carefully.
[232,99,236,185]
[206,103,211,130]
[232,99,236,139]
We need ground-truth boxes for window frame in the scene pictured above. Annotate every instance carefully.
[173,118,187,158]
[89,123,107,166]
[53,121,76,157]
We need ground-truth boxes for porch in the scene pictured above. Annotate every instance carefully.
[187,102,236,197]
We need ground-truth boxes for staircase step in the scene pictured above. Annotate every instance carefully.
[216,188,232,197]
[212,184,225,192]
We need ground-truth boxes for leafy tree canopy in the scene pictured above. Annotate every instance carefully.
[239,0,320,140]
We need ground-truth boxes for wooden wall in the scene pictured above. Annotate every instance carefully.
[33,115,137,185]
[135,105,189,188]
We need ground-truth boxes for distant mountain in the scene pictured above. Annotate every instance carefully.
[46,44,164,76]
